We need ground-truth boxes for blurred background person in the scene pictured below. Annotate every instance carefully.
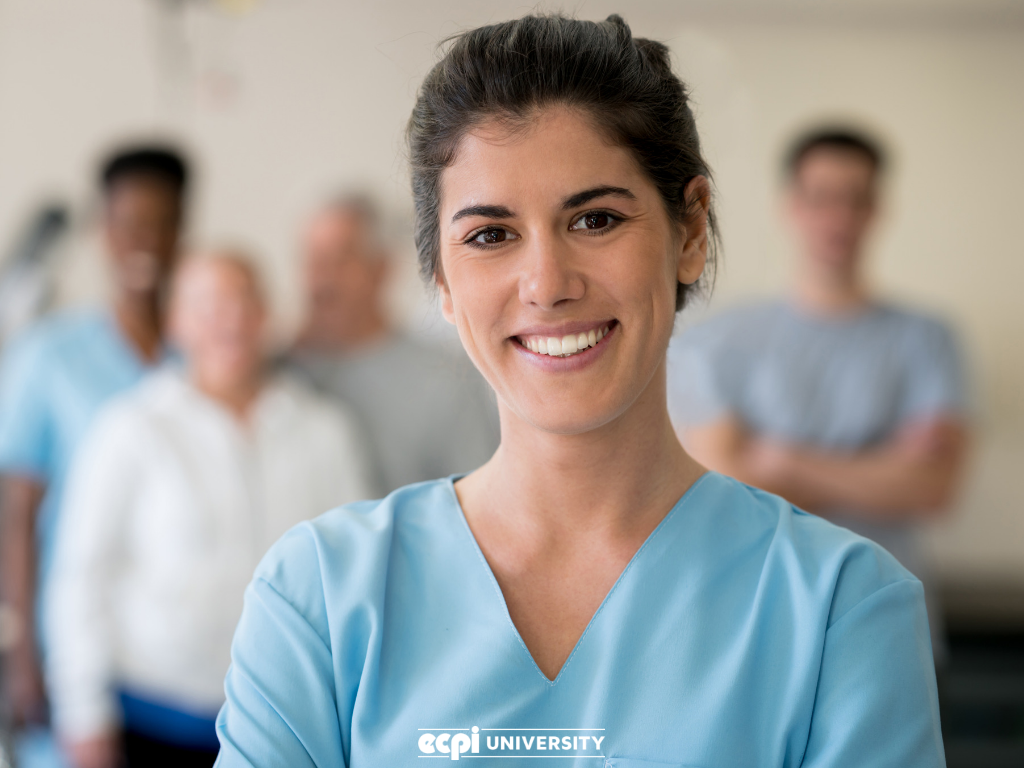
[669,127,970,661]
[288,195,499,495]
[45,250,372,768]
[0,146,188,766]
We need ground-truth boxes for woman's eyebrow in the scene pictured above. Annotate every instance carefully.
[451,204,515,223]
[449,187,634,224]
[561,186,636,210]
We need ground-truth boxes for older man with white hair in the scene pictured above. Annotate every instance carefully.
[45,251,372,768]
[290,195,499,494]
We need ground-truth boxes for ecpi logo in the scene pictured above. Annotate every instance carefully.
[417,727,606,761]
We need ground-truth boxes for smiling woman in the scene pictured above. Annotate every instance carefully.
[214,15,945,768]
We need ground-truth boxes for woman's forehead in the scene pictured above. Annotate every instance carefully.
[441,109,647,216]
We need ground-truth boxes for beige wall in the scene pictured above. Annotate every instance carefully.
[0,0,1021,579]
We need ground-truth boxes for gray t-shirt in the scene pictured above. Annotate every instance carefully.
[288,334,499,497]
[669,300,967,450]
[667,300,968,651]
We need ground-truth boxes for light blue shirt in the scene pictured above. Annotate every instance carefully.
[216,472,944,767]
[0,309,160,624]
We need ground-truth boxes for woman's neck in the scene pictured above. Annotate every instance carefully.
[460,364,704,541]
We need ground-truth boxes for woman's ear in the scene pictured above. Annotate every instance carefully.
[436,271,456,325]
[677,176,711,286]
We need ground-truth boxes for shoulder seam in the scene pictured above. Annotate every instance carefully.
[828,577,921,631]
[254,543,332,652]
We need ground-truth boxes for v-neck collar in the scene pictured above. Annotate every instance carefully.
[444,471,713,685]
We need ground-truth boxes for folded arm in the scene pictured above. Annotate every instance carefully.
[681,414,968,520]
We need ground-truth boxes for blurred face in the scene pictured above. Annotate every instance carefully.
[170,258,266,384]
[437,107,707,436]
[786,148,878,276]
[302,209,387,330]
[104,176,183,295]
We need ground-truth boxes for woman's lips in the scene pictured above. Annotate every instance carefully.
[516,321,615,358]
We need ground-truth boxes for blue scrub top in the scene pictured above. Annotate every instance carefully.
[0,309,160,628]
[216,472,944,767]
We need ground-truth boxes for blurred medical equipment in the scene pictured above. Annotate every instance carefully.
[0,204,70,348]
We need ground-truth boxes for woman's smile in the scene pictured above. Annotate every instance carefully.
[510,321,620,374]
[515,320,615,358]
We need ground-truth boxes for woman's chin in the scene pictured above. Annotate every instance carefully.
[504,393,634,438]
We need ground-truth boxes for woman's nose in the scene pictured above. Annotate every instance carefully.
[518,233,585,310]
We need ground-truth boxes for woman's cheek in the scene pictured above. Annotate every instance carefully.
[447,282,495,373]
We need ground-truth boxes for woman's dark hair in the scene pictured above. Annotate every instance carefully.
[100,145,190,196]
[407,14,717,311]
[785,127,886,178]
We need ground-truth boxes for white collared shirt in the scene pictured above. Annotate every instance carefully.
[45,367,374,739]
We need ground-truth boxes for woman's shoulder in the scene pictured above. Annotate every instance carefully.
[690,472,920,626]
[75,369,179,445]
[258,371,362,439]
[91,367,203,437]
[252,478,458,597]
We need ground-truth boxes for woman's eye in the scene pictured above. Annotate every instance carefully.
[469,228,515,246]
[570,212,616,232]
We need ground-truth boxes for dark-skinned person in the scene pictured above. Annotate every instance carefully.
[0,146,189,768]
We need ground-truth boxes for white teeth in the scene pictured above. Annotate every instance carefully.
[520,324,611,358]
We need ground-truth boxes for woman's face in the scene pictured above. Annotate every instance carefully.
[438,106,707,436]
